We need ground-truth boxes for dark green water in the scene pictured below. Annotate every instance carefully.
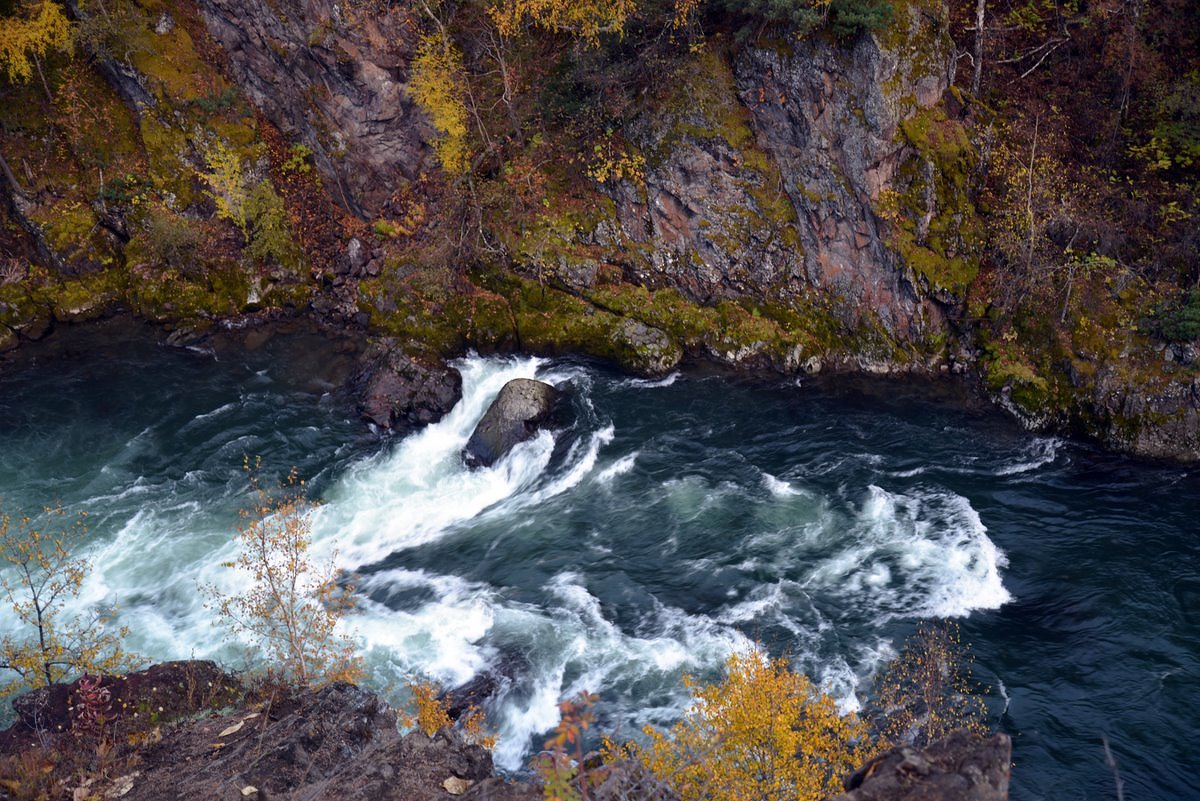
[0,322,1196,800]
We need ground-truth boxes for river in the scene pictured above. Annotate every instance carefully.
[0,321,1196,800]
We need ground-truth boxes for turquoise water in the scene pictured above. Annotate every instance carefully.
[0,322,1196,799]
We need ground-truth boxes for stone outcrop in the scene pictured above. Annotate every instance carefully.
[1,665,537,801]
[1088,369,1200,462]
[592,1,955,345]
[834,730,1012,801]
[195,0,433,218]
[1,662,1012,801]
[0,661,242,754]
[463,378,561,468]
[118,682,535,801]
[353,338,463,431]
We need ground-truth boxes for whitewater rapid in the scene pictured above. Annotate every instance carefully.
[0,352,1014,771]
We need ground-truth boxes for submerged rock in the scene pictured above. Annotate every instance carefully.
[463,378,561,468]
[438,650,530,721]
[353,339,463,432]
[834,730,1012,801]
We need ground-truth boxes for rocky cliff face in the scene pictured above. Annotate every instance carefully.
[0,664,536,801]
[510,0,970,378]
[196,0,433,219]
[594,6,955,344]
[835,730,1012,801]
[187,0,961,361]
[734,14,952,341]
[1,663,1010,801]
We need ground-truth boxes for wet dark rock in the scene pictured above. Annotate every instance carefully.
[834,730,1012,801]
[439,672,502,722]
[1088,369,1200,461]
[438,650,529,720]
[463,378,561,468]
[353,339,463,431]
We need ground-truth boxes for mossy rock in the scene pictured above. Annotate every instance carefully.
[51,271,126,322]
[884,107,982,300]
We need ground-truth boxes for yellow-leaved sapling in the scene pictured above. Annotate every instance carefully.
[0,505,137,699]
[402,679,496,750]
[868,619,988,749]
[636,649,872,801]
[204,461,364,688]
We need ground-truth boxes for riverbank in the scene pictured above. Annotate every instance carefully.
[3,0,1198,463]
[0,661,1012,801]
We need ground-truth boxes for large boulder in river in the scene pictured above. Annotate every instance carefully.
[463,378,560,468]
[353,339,462,431]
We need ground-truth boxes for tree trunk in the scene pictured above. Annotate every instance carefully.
[32,53,53,103]
[1025,115,1039,279]
[971,0,986,96]
[0,150,26,199]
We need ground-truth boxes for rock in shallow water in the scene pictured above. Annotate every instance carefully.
[353,339,463,432]
[463,378,561,468]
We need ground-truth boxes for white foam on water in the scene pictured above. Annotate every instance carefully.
[810,485,1011,620]
[0,352,1021,773]
[618,372,680,389]
[762,472,802,496]
[597,452,639,483]
[995,437,1062,476]
[516,425,614,507]
[354,568,497,687]
[350,566,758,771]
[308,355,560,566]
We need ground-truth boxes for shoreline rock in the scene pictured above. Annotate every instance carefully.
[835,730,1012,801]
[352,338,464,433]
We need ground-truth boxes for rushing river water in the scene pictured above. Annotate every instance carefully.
[0,322,1197,800]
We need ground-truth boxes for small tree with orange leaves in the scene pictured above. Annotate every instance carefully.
[868,620,988,749]
[0,505,136,699]
[205,463,363,688]
[403,680,496,749]
[637,650,872,801]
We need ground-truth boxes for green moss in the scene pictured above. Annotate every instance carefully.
[878,0,949,103]
[643,43,801,270]
[51,270,126,321]
[125,8,210,104]
[29,200,122,269]
[357,269,472,355]
[127,265,254,322]
[883,107,982,299]
[35,201,99,255]
[139,117,199,207]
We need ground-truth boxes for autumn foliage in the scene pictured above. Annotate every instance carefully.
[540,625,991,801]
[0,506,136,699]
[403,680,496,749]
[0,0,70,85]
[204,464,364,688]
[636,651,872,801]
[488,0,639,44]
[410,33,472,175]
[868,620,988,749]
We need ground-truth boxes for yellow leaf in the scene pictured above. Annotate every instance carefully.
[218,720,244,738]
